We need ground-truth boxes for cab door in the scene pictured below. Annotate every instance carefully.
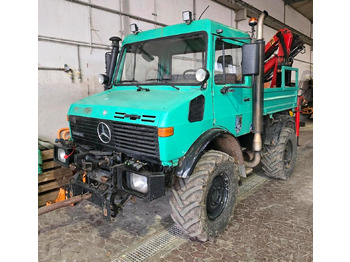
[212,36,253,136]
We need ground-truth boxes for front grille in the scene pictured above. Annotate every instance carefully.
[112,121,159,158]
[69,116,159,160]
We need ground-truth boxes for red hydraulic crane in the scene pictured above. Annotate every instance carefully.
[260,26,305,145]
[263,28,304,88]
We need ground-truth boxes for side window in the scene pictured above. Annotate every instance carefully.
[214,40,243,85]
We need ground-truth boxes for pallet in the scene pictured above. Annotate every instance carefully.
[38,149,73,207]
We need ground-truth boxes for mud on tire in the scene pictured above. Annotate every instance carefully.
[261,127,297,180]
[170,150,239,242]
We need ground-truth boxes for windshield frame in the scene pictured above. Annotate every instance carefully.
[113,31,208,87]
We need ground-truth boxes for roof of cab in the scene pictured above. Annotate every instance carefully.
[123,19,250,44]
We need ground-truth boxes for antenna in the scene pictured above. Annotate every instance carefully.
[198,5,210,20]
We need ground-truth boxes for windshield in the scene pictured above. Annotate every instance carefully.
[115,32,207,85]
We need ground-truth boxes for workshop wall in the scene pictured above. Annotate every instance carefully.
[38,0,313,141]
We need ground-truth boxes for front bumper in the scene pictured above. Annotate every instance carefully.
[65,163,165,219]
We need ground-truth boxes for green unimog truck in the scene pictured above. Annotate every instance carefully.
[54,10,303,241]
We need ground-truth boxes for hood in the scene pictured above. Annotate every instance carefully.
[68,86,203,126]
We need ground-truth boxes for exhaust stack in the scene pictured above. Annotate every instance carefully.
[245,10,268,168]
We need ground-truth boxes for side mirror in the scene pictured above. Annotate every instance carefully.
[242,43,259,76]
[195,68,210,83]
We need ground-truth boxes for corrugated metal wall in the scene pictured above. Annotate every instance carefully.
[38,0,313,141]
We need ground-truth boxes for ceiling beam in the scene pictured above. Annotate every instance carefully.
[213,0,313,46]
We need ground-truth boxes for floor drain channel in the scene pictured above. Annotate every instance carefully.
[115,224,184,262]
[238,174,268,198]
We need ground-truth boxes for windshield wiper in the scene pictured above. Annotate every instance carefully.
[144,78,180,90]
[136,85,150,92]
[162,79,180,90]
[164,83,179,90]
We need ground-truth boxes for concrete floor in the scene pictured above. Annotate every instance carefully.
[38,120,313,262]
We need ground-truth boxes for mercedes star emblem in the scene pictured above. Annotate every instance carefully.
[97,122,111,144]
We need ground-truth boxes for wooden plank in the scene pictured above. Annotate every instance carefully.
[38,149,72,207]
[42,161,61,170]
[38,189,60,207]
[41,149,54,161]
[38,168,72,184]
[38,178,71,194]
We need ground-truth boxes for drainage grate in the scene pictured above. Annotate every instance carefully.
[115,224,184,262]
[238,173,268,199]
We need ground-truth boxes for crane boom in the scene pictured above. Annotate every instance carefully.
[264,28,304,87]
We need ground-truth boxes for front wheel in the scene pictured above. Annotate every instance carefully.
[170,150,239,241]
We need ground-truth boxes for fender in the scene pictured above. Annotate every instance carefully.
[263,114,296,146]
[175,128,246,178]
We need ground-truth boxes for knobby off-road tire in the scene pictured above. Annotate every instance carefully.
[170,150,239,242]
[261,127,297,180]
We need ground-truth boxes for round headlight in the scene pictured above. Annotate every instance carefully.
[195,68,209,83]
[98,74,108,85]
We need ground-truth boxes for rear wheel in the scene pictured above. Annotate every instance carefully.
[261,127,297,180]
[170,150,239,241]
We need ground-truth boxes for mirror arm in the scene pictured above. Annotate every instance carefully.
[200,82,207,90]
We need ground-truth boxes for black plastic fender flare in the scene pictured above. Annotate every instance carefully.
[175,128,245,178]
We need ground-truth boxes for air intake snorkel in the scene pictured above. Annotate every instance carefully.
[99,36,122,90]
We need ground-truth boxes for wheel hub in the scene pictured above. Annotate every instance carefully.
[206,173,229,220]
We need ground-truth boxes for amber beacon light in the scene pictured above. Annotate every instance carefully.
[249,17,258,27]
